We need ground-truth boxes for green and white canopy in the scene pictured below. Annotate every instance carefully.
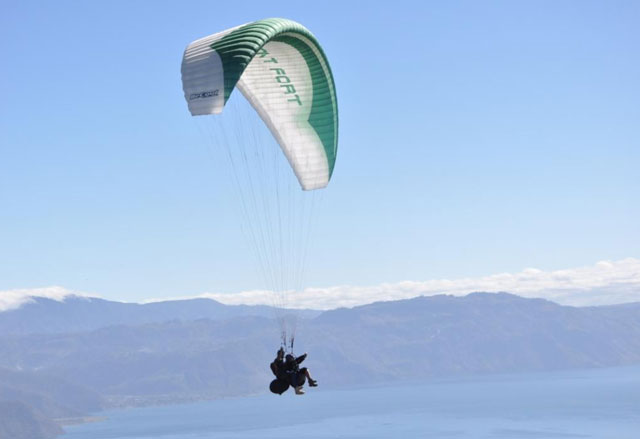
[181,18,338,190]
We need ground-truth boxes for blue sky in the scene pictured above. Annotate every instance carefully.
[1,1,638,303]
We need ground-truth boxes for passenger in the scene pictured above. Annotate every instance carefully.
[284,352,317,395]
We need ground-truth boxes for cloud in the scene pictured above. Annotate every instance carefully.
[0,286,94,312]
[3,258,639,311]
[199,258,640,309]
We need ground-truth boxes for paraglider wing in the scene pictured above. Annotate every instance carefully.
[181,18,338,190]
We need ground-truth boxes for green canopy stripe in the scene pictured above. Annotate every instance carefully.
[208,18,338,176]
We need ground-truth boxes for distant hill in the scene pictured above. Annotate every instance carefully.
[0,295,320,335]
[305,293,640,383]
[0,400,63,439]
[1,292,640,436]
[0,368,104,417]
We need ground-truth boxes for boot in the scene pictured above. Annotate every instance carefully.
[295,386,305,395]
[309,379,318,387]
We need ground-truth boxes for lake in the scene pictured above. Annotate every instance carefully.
[63,366,640,438]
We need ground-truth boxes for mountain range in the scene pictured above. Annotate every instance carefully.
[1,292,640,438]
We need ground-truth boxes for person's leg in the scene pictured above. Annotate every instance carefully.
[293,370,306,394]
[300,367,317,386]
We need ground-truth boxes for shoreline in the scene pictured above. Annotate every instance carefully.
[55,416,107,427]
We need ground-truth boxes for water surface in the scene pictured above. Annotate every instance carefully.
[64,366,640,438]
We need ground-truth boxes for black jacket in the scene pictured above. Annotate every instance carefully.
[284,353,307,374]
[270,359,286,379]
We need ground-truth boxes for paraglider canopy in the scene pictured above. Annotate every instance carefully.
[181,18,339,190]
[181,17,339,353]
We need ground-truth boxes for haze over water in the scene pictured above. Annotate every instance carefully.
[64,366,640,439]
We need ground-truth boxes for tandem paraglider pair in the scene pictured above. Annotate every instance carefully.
[270,347,318,395]
[181,18,338,396]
